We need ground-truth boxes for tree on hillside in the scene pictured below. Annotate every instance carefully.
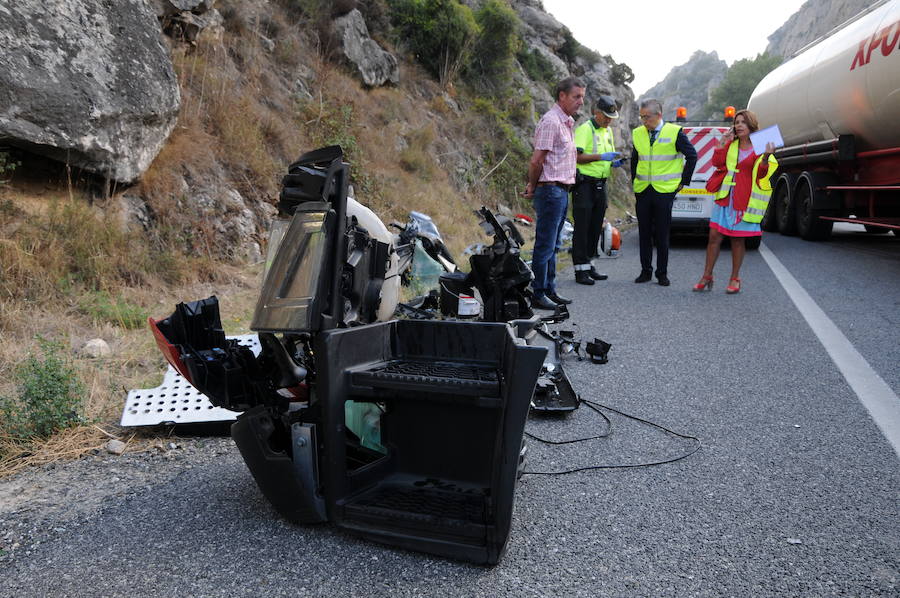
[703,52,782,117]
[465,0,519,95]
[389,0,480,88]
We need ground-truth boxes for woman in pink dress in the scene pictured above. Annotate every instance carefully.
[694,109,777,294]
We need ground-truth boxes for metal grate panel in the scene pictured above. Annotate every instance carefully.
[348,484,486,525]
[352,360,500,395]
[120,334,260,427]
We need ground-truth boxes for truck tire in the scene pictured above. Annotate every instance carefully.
[796,172,837,241]
[863,224,890,234]
[761,174,792,232]
[775,174,798,235]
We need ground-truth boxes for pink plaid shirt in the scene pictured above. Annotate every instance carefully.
[533,103,576,185]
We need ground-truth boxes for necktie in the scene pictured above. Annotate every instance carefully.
[650,129,658,145]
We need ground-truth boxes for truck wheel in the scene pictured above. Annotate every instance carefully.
[745,236,761,250]
[796,172,836,241]
[775,174,798,235]
[761,174,792,232]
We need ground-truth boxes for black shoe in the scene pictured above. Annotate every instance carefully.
[657,274,671,286]
[634,271,652,283]
[547,291,572,305]
[532,294,559,310]
[589,268,608,281]
[575,271,595,285]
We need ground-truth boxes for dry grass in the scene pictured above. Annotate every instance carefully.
[0,189,194,305]
[0,183,262,472]
[0,425,115,479]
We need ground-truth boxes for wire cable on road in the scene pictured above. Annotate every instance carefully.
[522,398,702,476]
[524,399,611,444]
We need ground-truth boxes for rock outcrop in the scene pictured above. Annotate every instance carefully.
[638,51,728,120]
[510,0,637,207]
[766,0,874,60]
[0,0,181,183]
[510,0,635,135]
[333,9,399,87]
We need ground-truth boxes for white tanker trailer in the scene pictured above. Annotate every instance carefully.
[748,0,900,239]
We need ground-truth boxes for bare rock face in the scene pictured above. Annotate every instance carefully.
[766,0,873,59]
[514,0,567,54]
[333,9,399,87]
[156,0,224,44]
[639,51,728,121]
[0,0,180,183]
[163,8,225,44]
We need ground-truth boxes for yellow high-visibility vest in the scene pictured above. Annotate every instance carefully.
[715,141,778,223]
[632,122,683,193]
[575,119,615,179]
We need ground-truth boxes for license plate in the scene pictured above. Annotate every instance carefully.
[673,200,702,212]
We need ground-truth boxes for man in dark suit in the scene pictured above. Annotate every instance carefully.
[630,99,697,286]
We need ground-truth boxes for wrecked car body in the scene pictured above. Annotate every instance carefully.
[150,146,547,564]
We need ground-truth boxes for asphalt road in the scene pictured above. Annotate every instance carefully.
[1,225,898,597]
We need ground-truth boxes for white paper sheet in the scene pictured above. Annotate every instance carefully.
[750,124,784,154]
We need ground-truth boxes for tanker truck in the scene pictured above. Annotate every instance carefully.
[748,0,900,240]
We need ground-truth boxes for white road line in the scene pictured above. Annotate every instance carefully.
[760,242,900,459]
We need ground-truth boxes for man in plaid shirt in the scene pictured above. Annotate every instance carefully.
[524,77,585,310]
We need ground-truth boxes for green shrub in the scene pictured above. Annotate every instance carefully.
[296,100,382,198]
[0,150,20,185]
[79,290,148,329]
[465,0,519,95]
[388,0,479,87]
[300,102,360,162]
[558,29,579,64]
[0,338,86,440]
[604,55,635,85]
[517,46,556,88]
[704,52,782,116]
[558,29,601,65]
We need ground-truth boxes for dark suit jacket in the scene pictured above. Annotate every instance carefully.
[630,127,698,189]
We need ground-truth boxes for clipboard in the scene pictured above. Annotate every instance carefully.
[750,124,784,154]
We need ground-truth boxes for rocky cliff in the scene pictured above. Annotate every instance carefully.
[0,0,639,260]
[637,51,727,121]
[0,0,181,183]
[765,0,876,59]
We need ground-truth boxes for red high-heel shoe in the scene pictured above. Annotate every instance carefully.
[726,278,741,294]
[692,275,713,292]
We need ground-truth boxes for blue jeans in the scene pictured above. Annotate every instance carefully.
[531,185,568,296]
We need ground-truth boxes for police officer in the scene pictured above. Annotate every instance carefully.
[572,95,623,285]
